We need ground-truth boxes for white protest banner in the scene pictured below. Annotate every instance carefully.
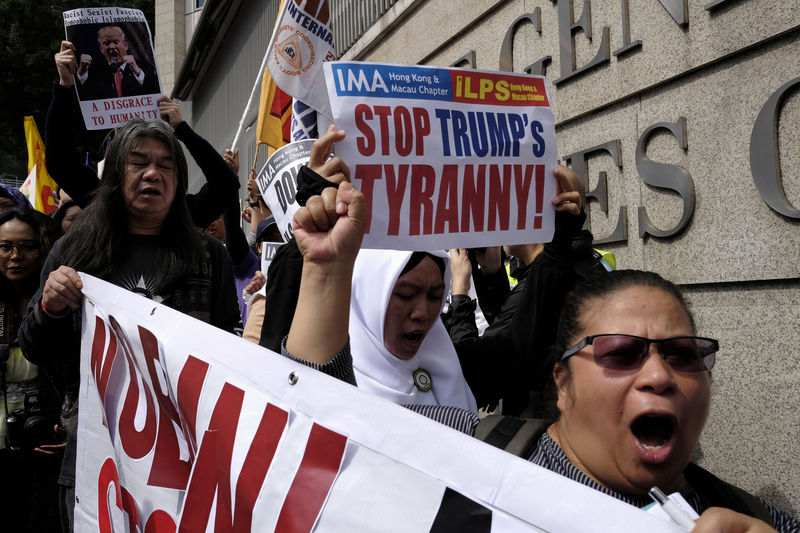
[266,0,336,119]
[324,62,558,251]
[64,8,162,131]
[75,274,685,532]
[256,139,315,242]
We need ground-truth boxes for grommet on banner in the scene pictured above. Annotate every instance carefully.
[288,371,299,385]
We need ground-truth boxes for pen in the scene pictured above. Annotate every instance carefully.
[649,486,696,530]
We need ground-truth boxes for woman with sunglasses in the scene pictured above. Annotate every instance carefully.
[542,270,797,531]
[285,175,797,530]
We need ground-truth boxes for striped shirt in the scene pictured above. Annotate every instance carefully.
[527,433,800,533]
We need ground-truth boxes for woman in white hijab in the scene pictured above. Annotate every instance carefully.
[349,249,477,412]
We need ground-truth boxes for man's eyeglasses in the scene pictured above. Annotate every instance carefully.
[0,240,40,256]
[561,334,718,373]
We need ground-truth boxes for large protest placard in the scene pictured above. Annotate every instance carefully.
[64,7,161,131]
[255,139,315,242]
[324,62,558,251]
[75,274,685,531]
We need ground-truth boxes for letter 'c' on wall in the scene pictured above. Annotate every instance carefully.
[750,76,800,219]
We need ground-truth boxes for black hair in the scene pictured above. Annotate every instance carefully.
[61,118,204,290]
[400,252,446,278]
[550,269,695,373]
[0,208,50,256]
[0,208,51,292]
[535,270,696,420]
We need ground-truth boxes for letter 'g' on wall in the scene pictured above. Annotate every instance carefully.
[750,76,800,219]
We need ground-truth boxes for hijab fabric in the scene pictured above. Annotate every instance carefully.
[0,184,33,211]
[349,249,478,413]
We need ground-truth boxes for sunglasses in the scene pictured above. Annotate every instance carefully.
[561,334,718,373]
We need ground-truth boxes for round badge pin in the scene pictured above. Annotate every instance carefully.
[413,369,433,392]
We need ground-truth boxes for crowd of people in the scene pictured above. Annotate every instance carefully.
[0,39,796,532]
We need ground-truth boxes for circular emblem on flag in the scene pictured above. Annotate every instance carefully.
[274,30,314,76]
[413,369,433,392]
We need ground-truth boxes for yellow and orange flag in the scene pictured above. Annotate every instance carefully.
[22,116,58,214]
[256,0,292,156]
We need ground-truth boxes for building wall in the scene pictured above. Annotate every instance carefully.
[164,0,800,513]
[155,0,186,97]
[190,0,280,179]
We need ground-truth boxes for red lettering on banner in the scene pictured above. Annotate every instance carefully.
[120,487,141,533]
[462,164,486,232]
[178,383,244,532]
[98,458,124,533]
[90,316,117,423]
[177,355,209,451]
[274,424,347,533]
[488,165,512,231]
[98,457,178,532]
[395,106,413,156]
[232,404,290,530]
[434,165,460,234]
[385,164,409,235]
[140,326,193,489]
[409,165,436,235]
[533,164,545,229]
[355,104,374,156]
[111,317,157,460]
[145,510,176,533]
[413,107,430,156]
[514,164,534,230]
[354,164,382,234]
[355,162,542,238]
[374,105,392,155]
[356,105,431,157]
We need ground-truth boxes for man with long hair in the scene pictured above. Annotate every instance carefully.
[18,118,240,532]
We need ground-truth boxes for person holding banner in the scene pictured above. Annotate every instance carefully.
[18,117,240,532]
[48,41,238,230]
[283,170,798,531]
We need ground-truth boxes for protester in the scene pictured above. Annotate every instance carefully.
[49,41,238,229]
[348,249,476,412]
[257,126,350,352]
[242,168,270,253]
[0,183,33,213]
[444,169,607,415]
[0,209,62,531]
[282,162,799,531]
[204,147,261,327]
[240,218,280,344]
[52,199,81,235]
[18,118,240,532]
[75,25,158,100]
[50,189,82,237]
